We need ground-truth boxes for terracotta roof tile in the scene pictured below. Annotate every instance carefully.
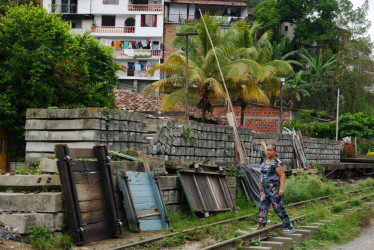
[114,89,216,120]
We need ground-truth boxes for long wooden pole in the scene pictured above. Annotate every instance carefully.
[336,88,340,141]
[198,9,248,164]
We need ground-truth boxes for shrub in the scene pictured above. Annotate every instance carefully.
[28,227,73,250]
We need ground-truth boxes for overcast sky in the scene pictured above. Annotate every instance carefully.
[350,0,374,41]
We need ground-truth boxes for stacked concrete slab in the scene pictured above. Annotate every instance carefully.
[25,108,148,162]
[0,174,64,234]
[146,119,263,165]
[252,132,341,167]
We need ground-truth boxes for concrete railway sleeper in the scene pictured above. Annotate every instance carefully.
[111,187,374,249]
[201,193,374,250]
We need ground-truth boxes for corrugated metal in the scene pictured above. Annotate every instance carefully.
[177,169,236,217]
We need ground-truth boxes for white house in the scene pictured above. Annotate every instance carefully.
[43,0,164,93]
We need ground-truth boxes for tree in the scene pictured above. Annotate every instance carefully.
[254,0,340,48]
[337,0,371,39]
[145,16,293,125]
[0,5,118,138]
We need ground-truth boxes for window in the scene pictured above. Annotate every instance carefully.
[141,15,157,27]
[71,20,82,29]
[125,17,135,27]
[102,16,115,26]
[103,0,119,4]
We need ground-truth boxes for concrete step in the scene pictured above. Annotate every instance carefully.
[0,192,63,213]
[279,233,303,245]
[268,237,294,249]
[298,225,319,232]
[261,240,284,250]
[39,158,58,172]
[0,212,64,234]
[294,229,312,240]
[0,174,60,192]
[311,222,325,226]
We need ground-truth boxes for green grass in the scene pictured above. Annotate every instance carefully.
[28,227,73,250]
[284,174,345,204]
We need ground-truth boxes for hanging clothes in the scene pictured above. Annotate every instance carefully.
[135,64,141,71]
[124,41,130,49]
[115,41,121,49]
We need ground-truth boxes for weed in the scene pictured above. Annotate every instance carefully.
[250,238,262,246]
[152,233,187,248]
[6,187,13,193]
[331,204,344,213]
[28,226,73,250]
[350,198,363,207]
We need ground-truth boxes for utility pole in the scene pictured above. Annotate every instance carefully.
[336,88,340,141]
[279,77,285,133]
[176,32,197,121]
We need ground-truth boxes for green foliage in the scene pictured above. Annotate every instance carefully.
[184,127,198,148]
[6,187,13,193]
[283,174,338,204]
[13,164,40,175]
[367,152,374,157]
[356,178,374,189]
[28,226,73,250]
[285,111,374,140]
[0,5,117,139]
[331,204,344,213]
[339,112,374,138]
[349,198,362,207]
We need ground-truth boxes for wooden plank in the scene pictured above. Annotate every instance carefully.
[297,130,312,169]
[69,148,96,158]
[137,212,161,219]
[76,183,105,201]
[79,199,107,213]
[116,171,139,231]
[72,161,100,172]
[139,218,164,231]
[148,172,169,229]
[74,172,103,184]
[81,210,109,224]
[178,172,203,212]
[82,221,114,243]
[55,145,81,243]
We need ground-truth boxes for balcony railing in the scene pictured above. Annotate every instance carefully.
[52,4,77,14]
[91,26,135,33]
[128,4,163,12]
[113,49,162,59]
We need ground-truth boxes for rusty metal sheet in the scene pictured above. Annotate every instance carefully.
[177,169,236,217]
[55,144,122,244]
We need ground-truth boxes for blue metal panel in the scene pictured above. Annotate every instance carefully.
[116,170,169,231]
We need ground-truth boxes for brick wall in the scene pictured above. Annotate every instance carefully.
[212,104,290,133]
[163,23,177,61]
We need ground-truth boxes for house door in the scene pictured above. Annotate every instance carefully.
[0,126,8,172]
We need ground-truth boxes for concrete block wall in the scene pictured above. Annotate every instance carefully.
[25,108,148,162]
[146,119,263,166]
[252,132,341,166]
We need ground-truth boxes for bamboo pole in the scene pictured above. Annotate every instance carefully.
[198,9,248,164]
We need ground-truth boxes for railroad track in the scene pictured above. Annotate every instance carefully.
[111,187,374,250]
[202,192,374,250]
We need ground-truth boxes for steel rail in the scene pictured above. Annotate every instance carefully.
[111,187,374,249]
[201,192,374,250]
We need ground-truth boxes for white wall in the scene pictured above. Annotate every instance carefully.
[91,0,129,15]
[43,0,91,14]
[70,20,93,35]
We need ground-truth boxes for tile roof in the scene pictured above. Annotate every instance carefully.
[114,89,216,120]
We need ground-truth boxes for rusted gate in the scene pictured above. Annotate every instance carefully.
[55,144,122,244]
[177,169,236,217]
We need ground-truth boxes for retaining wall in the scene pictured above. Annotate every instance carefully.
[25,108,341,167]
[25,108,148,162]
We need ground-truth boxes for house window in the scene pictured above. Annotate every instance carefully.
[71,20,82,29]
[141,15,157,27]
[102,16,115,26]
[103,0,119,4]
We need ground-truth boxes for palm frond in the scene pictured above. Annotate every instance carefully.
[160,88,186,111]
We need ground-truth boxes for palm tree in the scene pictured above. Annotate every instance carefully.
[215,20,294,125]
[143,14,226,121]
[144,16,294,124]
